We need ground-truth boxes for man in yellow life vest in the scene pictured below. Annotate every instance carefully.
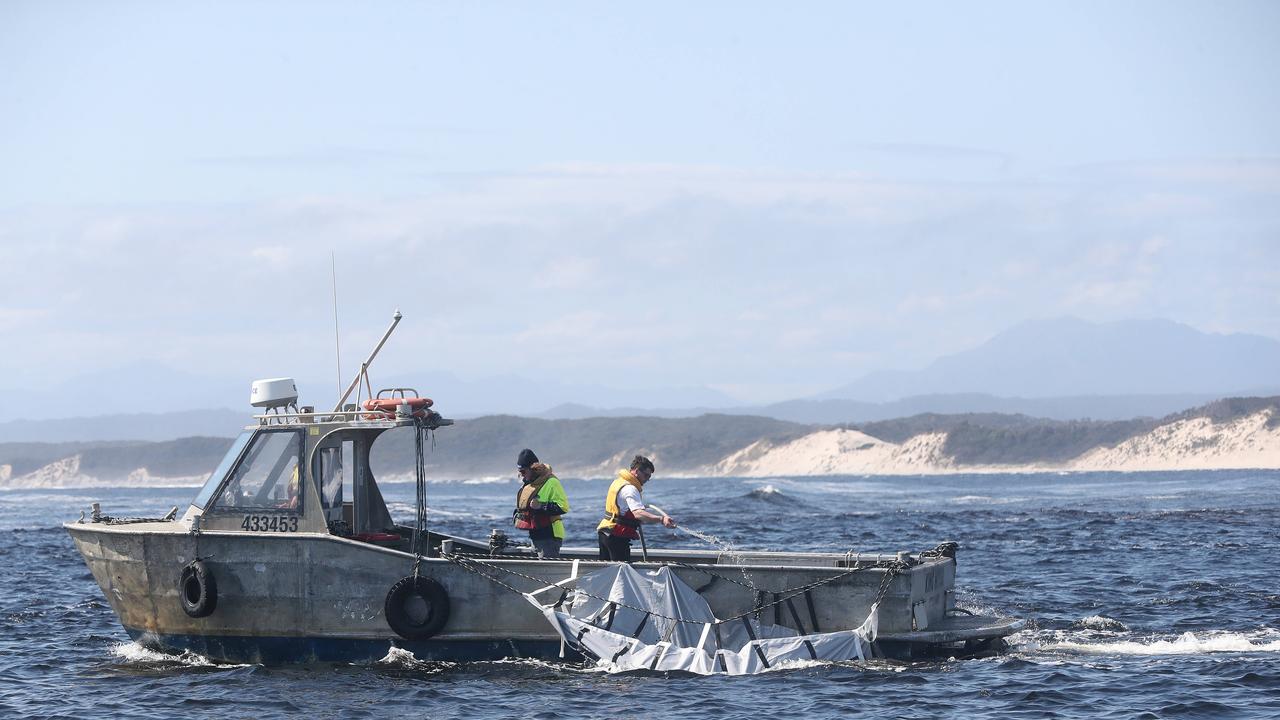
[512,448,569,559]
[597,455,677,562]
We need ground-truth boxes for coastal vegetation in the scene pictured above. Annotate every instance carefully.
[2,397,1276,487]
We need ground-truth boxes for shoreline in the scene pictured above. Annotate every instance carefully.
[5,464,1279,491]
[5,408,1277,490]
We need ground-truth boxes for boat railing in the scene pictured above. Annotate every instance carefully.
[435,535,930,570]
[250,407,453,427]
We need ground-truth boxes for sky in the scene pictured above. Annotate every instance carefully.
[1,1,1278,412]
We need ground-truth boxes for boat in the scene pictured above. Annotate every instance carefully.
[66,312,1024,667]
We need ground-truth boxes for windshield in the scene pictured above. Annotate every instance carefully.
[191,431,253,509]
[213,429,302,511]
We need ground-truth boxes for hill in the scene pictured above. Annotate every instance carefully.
[2,397,1277,488]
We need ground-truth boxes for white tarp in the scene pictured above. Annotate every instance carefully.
[525,564,878,675]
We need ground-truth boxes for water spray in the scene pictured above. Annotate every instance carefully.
[649,504,757,591]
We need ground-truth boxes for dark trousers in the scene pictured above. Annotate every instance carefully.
[597,530,632,562]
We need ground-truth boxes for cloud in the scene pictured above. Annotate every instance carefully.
[530,256,604,291]
[1,159,1277,397]
[249,245,293,267]
[0,307,51,332]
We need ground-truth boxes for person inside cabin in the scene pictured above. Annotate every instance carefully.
[512,448,570,559]
[597,454,677,562]
[277,467,302,510]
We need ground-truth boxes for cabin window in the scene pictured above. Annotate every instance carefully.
[191,431,253,509]
[316,439,355,525]
[211,429,303,512]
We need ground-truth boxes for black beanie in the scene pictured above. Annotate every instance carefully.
[517,448,539,469]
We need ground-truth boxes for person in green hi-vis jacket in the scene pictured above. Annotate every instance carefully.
[512,448,570,558]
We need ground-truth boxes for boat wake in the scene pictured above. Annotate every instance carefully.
[1025,629,1280,656]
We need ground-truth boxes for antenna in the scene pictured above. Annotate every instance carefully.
[331,252,342,403]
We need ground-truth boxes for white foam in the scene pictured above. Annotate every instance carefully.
[111,641,241,667]
[371,473,512,485]
[462,475,512,485]
[1044,630,1280,655]
[376,646,421,666]
[383,502,502,522]
[1075,615,1128,632]
[366,646,457,673]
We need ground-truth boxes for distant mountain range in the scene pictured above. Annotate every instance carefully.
[3,317,1275,431]
[818,317,1280,402]
[534,392,1250,424]
[0,366,737,424]
[537,318,1280,422]
[0,409,248,443]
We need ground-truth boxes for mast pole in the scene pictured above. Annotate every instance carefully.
[331,309,403,412]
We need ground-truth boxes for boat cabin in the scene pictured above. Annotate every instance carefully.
[179,401,445,550]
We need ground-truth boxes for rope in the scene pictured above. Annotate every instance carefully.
[100,516,173,525]
[410,417,431,579]
[94,505,179,526]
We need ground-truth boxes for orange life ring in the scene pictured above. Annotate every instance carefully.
[362,397,433,419]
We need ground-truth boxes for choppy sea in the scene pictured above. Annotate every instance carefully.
[2,470,1279,719]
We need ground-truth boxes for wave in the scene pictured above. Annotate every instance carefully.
[745,484,794,504]
[1040,630,1280,656]
[951,495,994,504]
[374,473,514,485]
[111,641,247,668]
[383,502,503,521]
[1,480,205,491]
[1073,615,1128,632]
[369,646,454,674]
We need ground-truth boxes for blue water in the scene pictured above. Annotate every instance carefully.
[3,470,1280,719]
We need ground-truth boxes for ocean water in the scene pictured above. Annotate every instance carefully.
[3,470,1279,719]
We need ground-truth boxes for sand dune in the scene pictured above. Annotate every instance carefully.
[710,409,1280,477]
[5,409,1278,487]
[1068,409,1280,472]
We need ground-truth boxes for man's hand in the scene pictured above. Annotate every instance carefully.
[661,516,677,529]
[529,498,543,510]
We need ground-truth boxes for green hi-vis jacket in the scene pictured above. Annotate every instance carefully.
[514,464,570,540]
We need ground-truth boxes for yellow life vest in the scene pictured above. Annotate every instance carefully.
[597,469,643,539]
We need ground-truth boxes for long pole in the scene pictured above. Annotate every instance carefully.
[331,310,403,412]
[331,252,342,400]
[638,525,650,562]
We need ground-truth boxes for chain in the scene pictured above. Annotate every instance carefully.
[444,553,532,596]
[447,552,732,624]
[871,559,905,608]
[443,551,896,628]
[718,562,903,625]
[667,556,892,593]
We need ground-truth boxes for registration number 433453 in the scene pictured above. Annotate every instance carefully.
[241,515,299,532]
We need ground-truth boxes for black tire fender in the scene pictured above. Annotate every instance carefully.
[384,575,450,640]
[180,560,217,618]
